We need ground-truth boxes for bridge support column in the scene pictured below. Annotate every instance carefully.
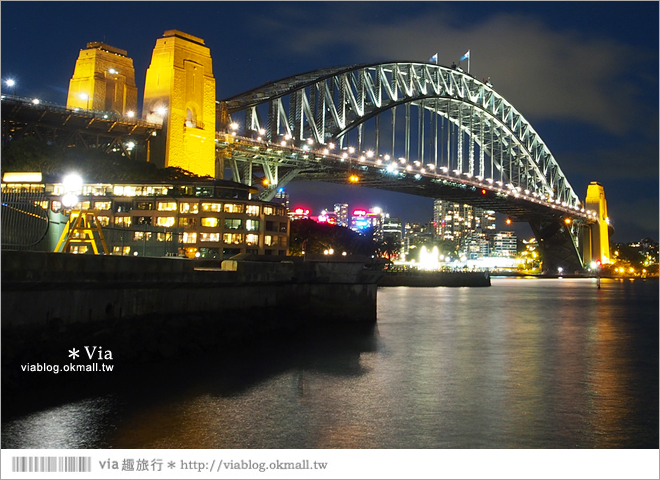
[143,30,216,176]
[582,182,611,266]
[530,219,583,275]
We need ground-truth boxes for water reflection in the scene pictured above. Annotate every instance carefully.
[2,279,657,449]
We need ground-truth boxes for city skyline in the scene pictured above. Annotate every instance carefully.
[2,1,657,242]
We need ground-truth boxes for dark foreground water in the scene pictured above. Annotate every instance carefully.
[2,278,658,448]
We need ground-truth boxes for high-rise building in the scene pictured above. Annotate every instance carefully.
[273,188,290,210]
[382,216,403,246]
[493,231,517,257]
[433,199,474,242]
[474,207,496,233]
[334,203,349,227]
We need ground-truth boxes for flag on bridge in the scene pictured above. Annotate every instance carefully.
[460,50,471,74]
[429,53,438,64]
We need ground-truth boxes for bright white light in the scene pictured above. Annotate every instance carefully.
[359,156,365,161]
[259,128,266,135]
[371,207,382,214]
[307,138,314,145]
[62,173,83,194]
[5,79,15,87]
[427,164,435,170]
[108,68,118,74]
[399,157,407,164]
[366,150,374,158]
[61,193,79,208]
[557,267,564,274]
[78,93,88,100]
[156,106,167,116]
[284,133,292,140]
[342,152,348,159]
[281,140,287,146]
[376,159,382,165]
[414,174,422,180]
[414,161,421,167]
[441,167,448,173]
[406,165,412,171]
[384,154,391,161]
[127,142,135,149]
[230,122,239,130]
[32,98,40,105]
[420,168,426,174]
[126,110,135,118]
[322,148,329,155]
[348,147,355,154]
[386,164,395,173]
[328,248,334,255]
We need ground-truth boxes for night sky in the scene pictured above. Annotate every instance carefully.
[2,2,657,242]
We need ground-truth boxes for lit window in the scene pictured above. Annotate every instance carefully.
[96,216,110,226]
[183,232,197,244]
[157,232,173,242]
[245,204,260,216]
[134,232,152,241]
[114,216,131,227]
[263,206,275,215]
[201,202,222,212]
[223,233,243,245]
[51,201,62,213]
[156,216,175,227]
[201,217,219,227]
[246,233,259,246]
[224,203,244,213]
[179,217,197,227]
[95,201,112,210]
[180,202,199,214]
[265,235,278,247]
[224,218,242,230]
[80,201,91,210]
[200,232,220,242]
[246,219,260,231]
[157,201,177,211]
[70,245,88,254]
[113,246,131,255]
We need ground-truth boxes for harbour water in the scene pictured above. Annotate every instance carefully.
[2,278,658,449]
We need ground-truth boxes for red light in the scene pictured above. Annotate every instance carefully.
[481,189,487,195]
[353,209,367,216]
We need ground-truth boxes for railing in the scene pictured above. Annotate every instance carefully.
[0,94,163,129]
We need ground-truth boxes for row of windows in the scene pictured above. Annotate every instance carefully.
[181,232,287,246]
[123,230,287,246]
[106,216,287,232]
[50,200,286,217]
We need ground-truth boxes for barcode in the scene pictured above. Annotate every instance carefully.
[12,456,92,473]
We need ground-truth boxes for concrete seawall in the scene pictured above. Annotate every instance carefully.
[2,251,381,387]
[378,270,491,287]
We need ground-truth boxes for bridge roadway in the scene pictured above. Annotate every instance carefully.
[217,134,594,225]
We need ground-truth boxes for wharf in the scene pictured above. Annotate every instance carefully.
[1,251,383,388]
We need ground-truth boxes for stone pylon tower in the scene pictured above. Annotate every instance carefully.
[143,30,216,176]
[66,42,138,115]
[583,182,611,265]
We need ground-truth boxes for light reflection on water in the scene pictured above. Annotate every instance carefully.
[2,278,658,448]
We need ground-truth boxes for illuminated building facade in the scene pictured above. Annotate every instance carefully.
[433,199,474,242]
[66,42,138,115]
[334,203,349,227]
[2,177,289,259]
[493,231,517,257]
[143,30,216,177]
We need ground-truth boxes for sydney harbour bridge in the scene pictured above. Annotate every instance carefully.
[1,30,610,273]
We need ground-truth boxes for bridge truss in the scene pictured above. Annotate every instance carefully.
[218,62,592,271]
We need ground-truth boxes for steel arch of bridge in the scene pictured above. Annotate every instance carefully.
[220,61,581,209]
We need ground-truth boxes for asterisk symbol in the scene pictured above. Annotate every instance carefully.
[69,348,79,359]
[167,462,176,469]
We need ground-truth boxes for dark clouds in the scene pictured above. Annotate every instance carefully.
[267,8,642,135]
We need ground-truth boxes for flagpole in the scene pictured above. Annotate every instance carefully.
[468,53,470,74]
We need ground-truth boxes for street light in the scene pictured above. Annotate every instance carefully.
[5,78,16,95]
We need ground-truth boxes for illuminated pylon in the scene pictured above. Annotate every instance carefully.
[54,210,109,254]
